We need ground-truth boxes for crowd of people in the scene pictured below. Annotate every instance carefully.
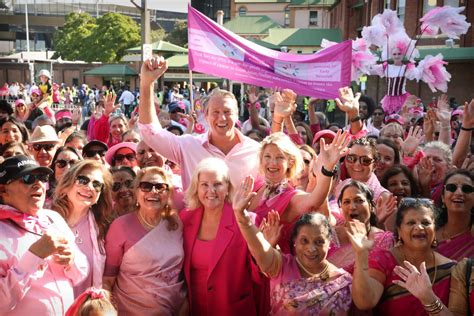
[0,54,473,316]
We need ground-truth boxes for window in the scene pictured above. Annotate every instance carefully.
[423,0,437,15]
[397,0,406,23]
[238,7,246,16]
[284,6,290,26]
[444,0,459,7]
[309,11,318,26]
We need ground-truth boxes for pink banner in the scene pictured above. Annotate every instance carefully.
[188,5,352,99]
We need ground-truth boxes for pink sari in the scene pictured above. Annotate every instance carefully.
[113,220,185,316]
[437,230,474,261]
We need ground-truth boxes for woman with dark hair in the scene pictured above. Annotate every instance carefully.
[295,122,313,146]
[375,138,401,180]
[0,141,29,159]
[381,165,420,204]
[52,160,113,297]
[234,177,353,316]
[349,198,456,315]
[65,131,87,156]
[0,116,29,145]
[435,169,474,261]
[328,180,394,274]
[110,166,136,220]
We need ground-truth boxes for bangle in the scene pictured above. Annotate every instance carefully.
[321,165,336,177]
[350,116,361,123]
[423,298,444,314]
[461,126,474,131]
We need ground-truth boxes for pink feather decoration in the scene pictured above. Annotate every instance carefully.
[416,54,451,92]
[361,25,386,47]
[420,6,471,39]
[374,9,405,36]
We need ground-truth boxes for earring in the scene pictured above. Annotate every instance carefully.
[431,239,438,248]
[397,237,403,246]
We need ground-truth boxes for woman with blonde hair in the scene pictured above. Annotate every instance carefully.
[103,167,185,315]
[52,160,113,297]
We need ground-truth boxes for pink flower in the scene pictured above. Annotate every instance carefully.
[420,6,471,39]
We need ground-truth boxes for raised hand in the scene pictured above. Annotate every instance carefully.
[315,129,350,171]
[401,126,423,156]
[232,176,257,224]
[461,154,474,173]
[423,109,436,138]
[103,93,119,116]
[259,210,283,247]
[434,94,450,124]
[376,193,398,224]
[71,106,81,125]
[335,87,361,115]
[272,88,297,120]
[462,99,474,129]
[140,56,168,86]
[393,261,435,303]
[345,220,374,254]
[417,157,434,188]
[246,86,261,105]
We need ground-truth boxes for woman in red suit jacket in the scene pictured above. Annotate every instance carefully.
[180,157,264,316]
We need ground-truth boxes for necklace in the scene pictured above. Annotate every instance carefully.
[137,211,158,229]
[441,225,471,242]
[295,257,330,281]
[400,247,437,285]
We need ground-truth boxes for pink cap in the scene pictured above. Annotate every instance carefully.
[55,110,72,121]
[385,114,404,125]
[15,99,26,107]
[30,88,42,96]
[451,109,463,117]
[312,129,336,146]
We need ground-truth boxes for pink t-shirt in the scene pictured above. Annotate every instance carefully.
[71,214,93,297]
[139,122,260,190]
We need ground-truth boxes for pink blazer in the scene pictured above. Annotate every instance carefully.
[180,202,263,316]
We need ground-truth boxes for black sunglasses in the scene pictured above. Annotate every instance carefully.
[399,197,434,208]
[55,159,78,169]
[139,181,169,193]
[345,154,375,166]
[76,175,104,193]
[112,179,134,192]
[32,144,56,152]
[445,183,474,194]
[13,173,50,185]
[84,149,106,158]
[114,153,136,163]
[303,159,311,165]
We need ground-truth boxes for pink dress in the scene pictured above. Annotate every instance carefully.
[190,239,215,315]
[270,254,352,315]
[104,213,185,316]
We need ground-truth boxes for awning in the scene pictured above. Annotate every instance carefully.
[164,72,223,82]
[166,54,188,69]
[418,47,474,62]
[126,40,188,54]
[83,64,138,76]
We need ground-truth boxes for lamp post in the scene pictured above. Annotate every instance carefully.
[25,1,34,84]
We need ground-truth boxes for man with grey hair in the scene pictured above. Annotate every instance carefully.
[138,56,260,190]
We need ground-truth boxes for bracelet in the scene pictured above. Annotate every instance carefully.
[350,116,361,123]
[321,165,336,177]
[423,298,444,314]
[461,126,474,131]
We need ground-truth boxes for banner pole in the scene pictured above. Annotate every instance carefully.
[189,69,194,113]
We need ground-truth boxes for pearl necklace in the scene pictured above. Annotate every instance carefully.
[137,211,158,229]
[295,257,330,281]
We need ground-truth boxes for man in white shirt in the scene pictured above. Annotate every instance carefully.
[119,86,135,118]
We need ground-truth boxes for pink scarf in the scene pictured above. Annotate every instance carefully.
[0,205,50,235]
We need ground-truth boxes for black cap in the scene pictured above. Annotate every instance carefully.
[83,140,108,155]
[0,155,53,184]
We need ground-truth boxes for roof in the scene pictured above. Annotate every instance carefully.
[263,28,342,46]
[248,37,281,50]
[126,40,187,54]
[83,64,138,76]
[166,54,188,69]
[224,15,281,35]
[418,47,474,62]
[290,0,337,6]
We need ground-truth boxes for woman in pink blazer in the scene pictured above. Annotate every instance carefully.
[180,157,264,316]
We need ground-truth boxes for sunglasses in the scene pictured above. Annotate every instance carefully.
[84,149,106,158]
[8,173,50,185]
[32,144,56,152]
[55,159,78,169]
[114,153,136,163]
[373,112,384,116]
[303,159,311,165]
[139,181,169,193]
[112,179,134,192]
[76,175,104,193]
[445,183,474,194]
[399,197,434,208]
[345,154,375,166]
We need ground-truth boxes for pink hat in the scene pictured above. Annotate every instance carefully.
[312,129,336,146]
[385,114,404,125]
[30,88,42,96]
[451,109,463,117]
[15,99,26,107]
[105,142,137,165]
[55,110,72,121]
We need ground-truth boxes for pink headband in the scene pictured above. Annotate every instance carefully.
[55,111,72,121]
[65,288,106,316]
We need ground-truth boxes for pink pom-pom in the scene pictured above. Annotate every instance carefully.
[420,6,471,39]
[361,25,386,47]
[417,54,451,92]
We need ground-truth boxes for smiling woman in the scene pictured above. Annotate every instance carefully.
[52,160,113,298]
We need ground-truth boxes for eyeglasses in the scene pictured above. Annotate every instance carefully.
[345,154,375,166]
[55,159,78,169]
[399,197,434,208]
[373,112,384,116]
[32,144,56,152]
[8,173,50,185]
[76,175,104,193]
[303,159,311,165]
[84,149,106,158]
[112,179,134,192]
[445,183,474,194]
[139,181,169,193]
[114,153,136,163]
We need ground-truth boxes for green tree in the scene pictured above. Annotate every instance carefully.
[53,12,97,60]
[150,28,166,42]
[165,20,188,47]
[86,13,141,62]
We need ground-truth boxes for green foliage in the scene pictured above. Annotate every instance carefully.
[164,20,188,47]
[150,28,166,42]
[54,12,140,63]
